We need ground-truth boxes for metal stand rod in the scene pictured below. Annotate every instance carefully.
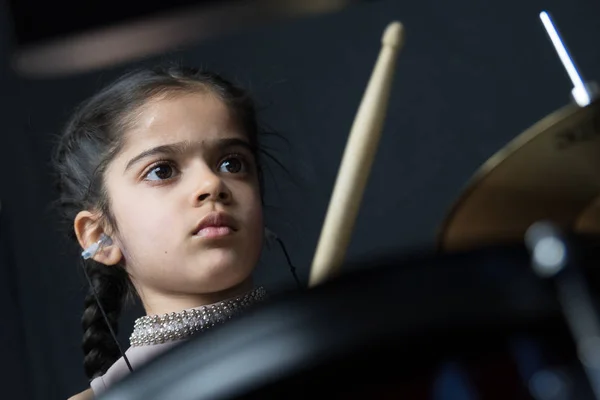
[526,221,600,400]
[539,11,598,106]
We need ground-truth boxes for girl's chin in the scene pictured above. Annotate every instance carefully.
[190,253,251,279]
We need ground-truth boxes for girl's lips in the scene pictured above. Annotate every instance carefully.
[193,211,237,235]
[195,226,233,238]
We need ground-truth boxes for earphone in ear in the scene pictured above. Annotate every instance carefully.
[81,233,113,260]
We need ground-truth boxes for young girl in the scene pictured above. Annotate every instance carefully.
[54,66,275,399]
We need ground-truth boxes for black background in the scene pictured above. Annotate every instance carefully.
[1,0,600,398]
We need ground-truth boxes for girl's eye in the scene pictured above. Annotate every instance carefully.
[218,155,247,174]
[144,162,177,181]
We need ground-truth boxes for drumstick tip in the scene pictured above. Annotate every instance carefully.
[382,21,404,48]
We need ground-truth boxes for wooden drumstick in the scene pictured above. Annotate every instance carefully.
[309,21,405,287]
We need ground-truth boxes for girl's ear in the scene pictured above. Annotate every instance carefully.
[74,211,123,266]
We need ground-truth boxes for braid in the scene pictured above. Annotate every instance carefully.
[81,260,130,380]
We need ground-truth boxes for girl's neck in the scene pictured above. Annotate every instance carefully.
[141,278,254,316]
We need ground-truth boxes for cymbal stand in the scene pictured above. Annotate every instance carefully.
[539,11,598,106]
[526,221,600,400]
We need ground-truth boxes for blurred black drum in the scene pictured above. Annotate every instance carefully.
[99,235,600,400]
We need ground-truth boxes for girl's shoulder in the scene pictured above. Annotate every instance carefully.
[90,340,184,397]
[68,388,94,400]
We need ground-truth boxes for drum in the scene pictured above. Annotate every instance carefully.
[98,235,600,400]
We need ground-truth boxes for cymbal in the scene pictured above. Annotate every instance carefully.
[437,99,600,252]
[12,0,362,78]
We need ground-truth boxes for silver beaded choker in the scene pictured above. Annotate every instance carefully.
[129,286,268,347]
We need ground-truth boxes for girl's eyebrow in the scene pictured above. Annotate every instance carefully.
[124,138,253,173]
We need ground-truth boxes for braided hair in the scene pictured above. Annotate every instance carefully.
[52,65,265,380]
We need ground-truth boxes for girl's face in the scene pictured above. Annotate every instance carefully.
[103,92,263,314]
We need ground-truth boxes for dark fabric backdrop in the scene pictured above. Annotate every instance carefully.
[2,0,600,399]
